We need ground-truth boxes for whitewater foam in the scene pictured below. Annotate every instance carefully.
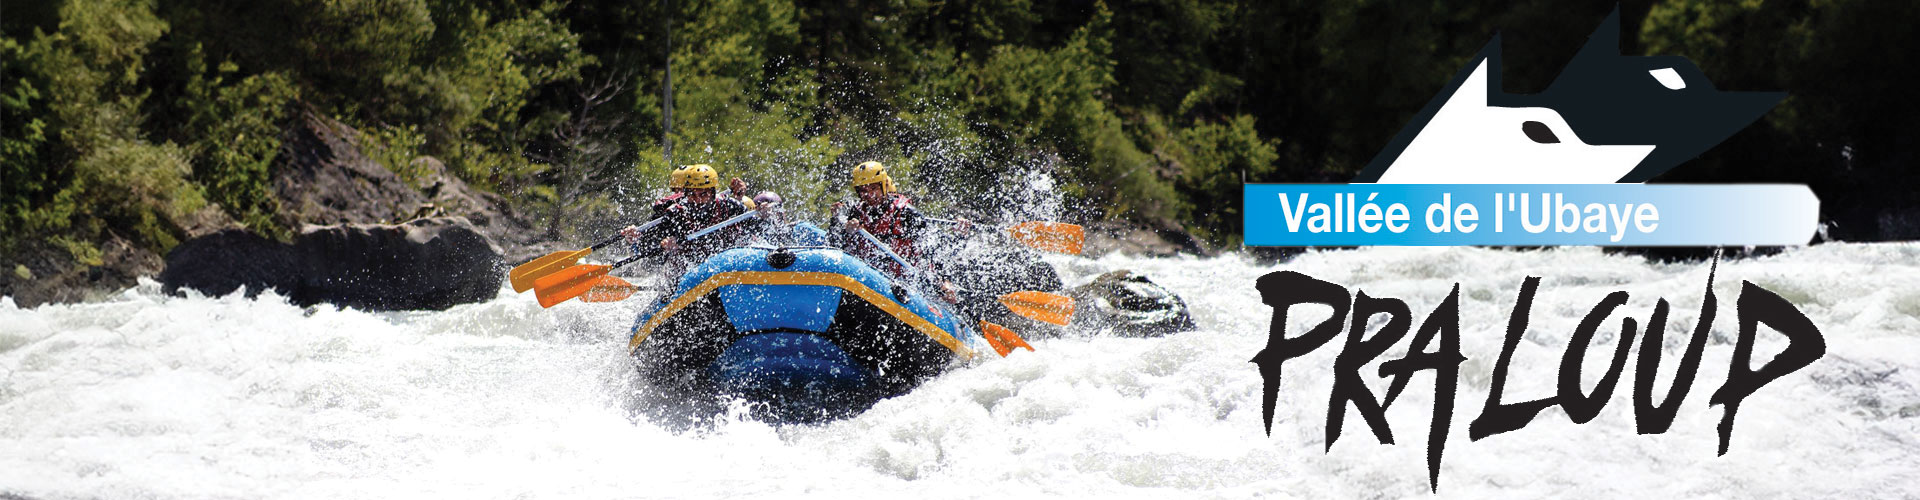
[3,244,1918,498]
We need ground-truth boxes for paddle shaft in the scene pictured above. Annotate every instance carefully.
[604,210,759,273]
[854,228,955,292]
[595,217,669,250]
[530,209,761,307]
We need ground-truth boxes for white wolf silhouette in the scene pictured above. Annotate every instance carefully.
[1373,58,1655,184]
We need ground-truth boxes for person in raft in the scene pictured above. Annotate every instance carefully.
[829,161,972,301]
[646,165,758,219]
[623,164,750,269]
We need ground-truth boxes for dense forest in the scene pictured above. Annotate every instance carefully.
[4,0,1916,275]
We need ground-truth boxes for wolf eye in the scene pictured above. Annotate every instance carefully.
[1649,67,1687,90]
[1522,121,1560,144]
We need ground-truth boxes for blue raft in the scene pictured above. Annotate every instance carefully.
[625,223,991,421]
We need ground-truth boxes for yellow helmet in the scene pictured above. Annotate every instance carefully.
[851,161,895,194]
[671,164,720,190]
[667,165,690,188]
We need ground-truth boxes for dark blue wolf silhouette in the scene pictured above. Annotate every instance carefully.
[1354,7,1784,183]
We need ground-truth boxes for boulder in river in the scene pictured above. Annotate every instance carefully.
[1067,270,1197,337]
[158,217,503,311]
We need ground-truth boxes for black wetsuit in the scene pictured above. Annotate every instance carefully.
[627,197,748,277]
[661,197,748,254]
[648,193,683,220]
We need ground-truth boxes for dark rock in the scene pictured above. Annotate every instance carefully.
[1,108,551,309]
[159,217,504,311]
[156,111,517,311]
[0,202,242,309]
[1877,206,1920,241]
[182,203,243,238]
[1605,245,1788,263]
[403,155,551,263]
[0,233,164,307]
[412,156,486,216]
[270,109,548,262]
[271,108,426,227]
[1067,270,1196,337]
[937,233,1064,295]
[1245,246,1310,265]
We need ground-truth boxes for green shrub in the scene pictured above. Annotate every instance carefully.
[2,0,203,259]
[176,46,299,237]
[364,123,428,188]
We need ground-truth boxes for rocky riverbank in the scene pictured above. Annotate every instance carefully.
[0,105,1223,311]
[1,108,543,310]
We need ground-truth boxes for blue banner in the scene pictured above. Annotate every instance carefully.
[1243,184,1818,246]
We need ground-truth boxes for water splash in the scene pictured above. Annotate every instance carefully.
[4,244,1920,497]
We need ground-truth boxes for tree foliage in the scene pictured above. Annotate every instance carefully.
[4,0,204,260]
[3,0,1914,272]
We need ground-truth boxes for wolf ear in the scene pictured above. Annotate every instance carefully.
[1350,35,1505,182]
[1573,6,1624,60]
[1449,58,1492,108]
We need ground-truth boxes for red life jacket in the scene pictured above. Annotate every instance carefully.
[852,193,923,264]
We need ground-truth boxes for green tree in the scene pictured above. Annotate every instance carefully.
[4,0,205,260]
[172,46,300,237]
[632,0,846,221]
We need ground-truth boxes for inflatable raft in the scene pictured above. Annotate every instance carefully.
[626,223,992,421]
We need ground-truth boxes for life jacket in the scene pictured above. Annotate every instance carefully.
[851,193,923,264]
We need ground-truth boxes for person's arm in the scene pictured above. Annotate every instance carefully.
[627,193,684,251]
[649,192,683,219]
[831,201,868,233]
[729,178,754,209]
[623,215,676,256]
[651,208,700,253]
[893,204,942,273]
[893,205,961,303]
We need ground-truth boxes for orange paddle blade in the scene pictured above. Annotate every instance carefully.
[998,290,1074,326]
[580,276,639,302]
[531,263,612,308]
[1005,221,1084,255]
[509,249,589,292]
[979,321,1034,357]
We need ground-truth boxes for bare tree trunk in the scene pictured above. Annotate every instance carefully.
[535,74,631,241]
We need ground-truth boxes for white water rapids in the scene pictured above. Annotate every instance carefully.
[4,244,1918,498]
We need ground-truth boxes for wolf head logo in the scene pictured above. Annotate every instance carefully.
[1354,8,1784,184]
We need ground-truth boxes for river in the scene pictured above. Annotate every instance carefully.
[4,244,1918,498]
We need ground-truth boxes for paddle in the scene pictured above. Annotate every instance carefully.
[854,228,939,288]
[926,217,1085,255]
[577,276,671,303]
[532,210,760,308]
[509,217,666,292]
[998,290,1075,326]
[854,229,1074,326]
[978,321,1034,357]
